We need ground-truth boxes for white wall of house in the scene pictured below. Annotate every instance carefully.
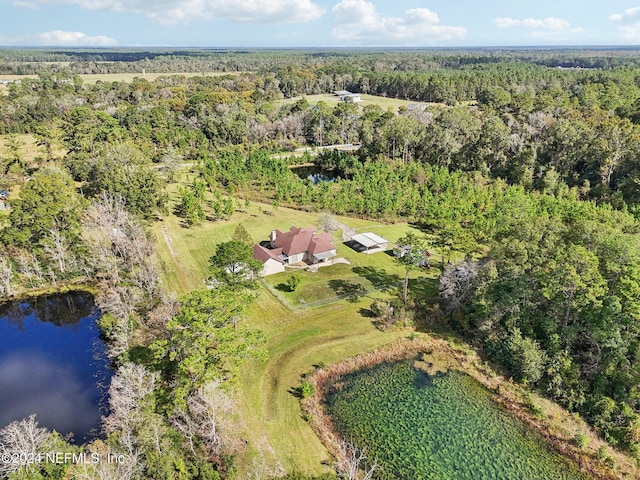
[261,259,285,276]
[287,253,305,264]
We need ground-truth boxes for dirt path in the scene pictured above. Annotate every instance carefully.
[161,225,177,258]
[336,222,356,242]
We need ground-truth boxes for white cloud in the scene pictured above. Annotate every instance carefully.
[1,30,118,46]
[610,6,640,24]
[12,0,39,9]
[494,16,570,31]
[331,0,465,45]
[14,0,324,24]
[610,7,640,43]
[493,16,583,40]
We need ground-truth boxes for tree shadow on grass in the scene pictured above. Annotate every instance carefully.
[288,386,304,399]
[275,283,291,293]
[408,276,438,302]
[408,276,443,333]
[328,279,367,302]
[358,307,376,318]
[352,266,400,292]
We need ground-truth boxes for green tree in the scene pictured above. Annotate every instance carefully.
[178,187,205,226]
[505,329,547,385]
[286,274,301,292]
[90,143,165,216]
[232,224,253,245]
[209,240,263,329]
[540,244,606,331]
[4,167,86,249]
[152,288,265,409]
[393,232,427,306]
[210,240,261,289]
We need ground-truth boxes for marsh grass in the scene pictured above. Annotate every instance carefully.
[302,338,635,480]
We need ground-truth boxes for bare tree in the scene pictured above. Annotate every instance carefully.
[83,192,159,298]
[438,259,480,316]
[82,193,128,285]
[145,298,177,329]
[241,457,284,480]
[42,227,75,276]
[172,380,241,462]
[0,253,13,297]
[317,211,339,233]
[103,363,158,436]
[70,450,142,480]
[335,440,378,480]
[0,415,48,477]
[159,147,183,183]
[15,252,44,288]
[96,285,139,358]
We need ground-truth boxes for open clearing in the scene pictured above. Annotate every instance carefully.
[282,93,435,113]
[0,133,65,164]
[153,201,439,474]
[0,71,245,91]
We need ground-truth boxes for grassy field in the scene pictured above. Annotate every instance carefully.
[153,200,440,475]
[1,133,41,160]
[281,93,431,113]
[0,71,245,93]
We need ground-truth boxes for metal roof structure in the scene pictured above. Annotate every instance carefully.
[313,251,336,260]
[351,232,389,249]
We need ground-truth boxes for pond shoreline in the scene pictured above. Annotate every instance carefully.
[301,335,633,480]
[0,279,98,305]
[0,290,111,444]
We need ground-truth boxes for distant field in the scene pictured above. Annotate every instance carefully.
[0,70,244,89]
[283,93,436,113]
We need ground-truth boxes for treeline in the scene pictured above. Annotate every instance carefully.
[4,47,640,75]
[0,64,640,208]
[204,148,640,462]
[4,59,640,209]
[6,50,640,473]
[438,193,640,458]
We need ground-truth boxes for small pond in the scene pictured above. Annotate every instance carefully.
[0,292,111,444]
[324,360,590,480]
[291,165,339,185]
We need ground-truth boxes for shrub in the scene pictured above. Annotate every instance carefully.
[597,445,608,462]
[573,433,589,449]
[287,274,301,292]
[297,380,315,399]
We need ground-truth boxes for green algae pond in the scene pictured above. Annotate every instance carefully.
[324,361,591,480]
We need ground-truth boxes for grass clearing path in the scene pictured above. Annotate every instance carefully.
[239,292,408,474]
[153,202,438,474]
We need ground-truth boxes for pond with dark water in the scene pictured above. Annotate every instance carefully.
[324,360,591,480]
[0,292,111,444]
[291,165,339,185]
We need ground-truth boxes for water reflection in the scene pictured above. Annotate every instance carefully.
[291,165,338,185]
[0,292,110,444]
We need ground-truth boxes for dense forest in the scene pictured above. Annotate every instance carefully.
[3,48,640,479]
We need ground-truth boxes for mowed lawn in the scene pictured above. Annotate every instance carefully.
[153,202,440,475]
[282,93,439,113]
[264,225,437,309]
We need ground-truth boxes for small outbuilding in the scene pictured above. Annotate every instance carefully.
[350,232,389,254]
[334,90,362,103]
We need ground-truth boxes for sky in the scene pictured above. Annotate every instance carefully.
[2,0,640,47]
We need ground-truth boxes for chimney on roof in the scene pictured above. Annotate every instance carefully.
[270,230,277,246]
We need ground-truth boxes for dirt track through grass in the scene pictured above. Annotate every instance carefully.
[153,201,438,474]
